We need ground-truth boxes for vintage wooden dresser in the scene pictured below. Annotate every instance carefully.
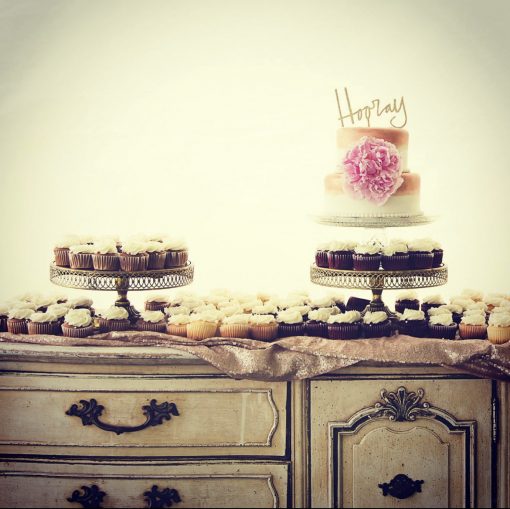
[0,343,508,508]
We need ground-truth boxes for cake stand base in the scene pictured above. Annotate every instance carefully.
[362,289,397,318]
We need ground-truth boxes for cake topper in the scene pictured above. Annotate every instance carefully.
[335,87,407,128]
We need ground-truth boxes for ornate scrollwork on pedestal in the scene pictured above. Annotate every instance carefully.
[67,485,106,508]
[144,485,182,508]
[372,386,432,422]
[378,474,424,499]
[66,398,179,435]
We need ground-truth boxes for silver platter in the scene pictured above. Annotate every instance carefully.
[49,263,194,291]
[312,214,437,228]
[310,263,448,290]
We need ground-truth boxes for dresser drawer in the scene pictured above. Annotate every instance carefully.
[310,378,493,508]
[0,374,288,457]
[0,460,288,508]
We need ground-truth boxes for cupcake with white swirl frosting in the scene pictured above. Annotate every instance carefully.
[327,311,362,340]
[145,294,171,312]
[220,314,251,338]
[305,308,331,338]
[277,309,305,337]
[98,306,131,332]
[162,236,189,268]
[187,311,221,340]
[381,240,410,271]
[353,243,382,271]
[326,240,356,270]
[146,241,167,270]
[7,308,34,334]
[408,238,434,269]
[120,240,149,272]
[397,309,427,337]
[69,244,96,269]
[249,314,278,341]
[428,313,457,340]
[362,311,392,338]
[166,314,191,337]
[136,310,166,333]
[487,313,510,344]
[62,309,94,338]
[92,240,120,271]
[459,314,487,340]
[54,235,81,267]
[27,311,59,335]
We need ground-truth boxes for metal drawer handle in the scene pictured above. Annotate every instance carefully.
[67,485,106,508]
[66,398,179,435]
[378,474,424,499]
[144,485,182,508]
[67,484,181,508]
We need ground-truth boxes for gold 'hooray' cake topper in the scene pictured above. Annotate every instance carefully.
[335,87,407,128]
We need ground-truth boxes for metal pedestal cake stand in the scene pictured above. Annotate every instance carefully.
[50,263,194,322]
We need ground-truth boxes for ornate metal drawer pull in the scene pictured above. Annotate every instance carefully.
[67,485,106,508]
[66,398,179,435]
[144,485,182,508]
[378,474,424,499]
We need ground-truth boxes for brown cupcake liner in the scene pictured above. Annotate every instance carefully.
[219,324,250,339]
[305,321,328,338]
[165,250,188,268]
[187,321,218,340]
[98,317,131,333]
[432,249,444,268]
[395,300,420,314]
[381,254,410,271]
[27,321,57,335]
[328,323,361,340]
[119,253,149,272]
[0,316,7,332]
[92,253,120,271]
[7,318,28,334]
[278,323,305,338]
[315,250,329,268]
[147,251,167,270]
[136,320,167,333]
[487,326,510,344]
[328,251,354,270]
[166,323,188,337]
[459,323,487,340]
[145,301,169,311]
[363,321,393,339]
[428,324,457,340]
[54,247,70,267]
[398,320,427,338]
[353,254,381,271]
[409,252,434,269]
[250,323,278,341]
[62,323,95,338]
[69,252,94,269]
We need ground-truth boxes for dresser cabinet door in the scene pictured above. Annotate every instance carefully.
[310,378,493,508]
[0,461,288,508]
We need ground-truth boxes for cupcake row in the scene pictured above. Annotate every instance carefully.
[53,234,188,271]
[316,238,444,271]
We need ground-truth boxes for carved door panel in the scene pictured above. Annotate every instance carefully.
[310,378,493,508]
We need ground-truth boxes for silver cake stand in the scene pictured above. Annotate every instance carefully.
[312,213,437,229]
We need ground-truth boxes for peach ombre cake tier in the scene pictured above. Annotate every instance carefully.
[323,127,422,217]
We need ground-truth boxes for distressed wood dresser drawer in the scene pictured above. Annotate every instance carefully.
[0,374,288,457]
[0,460,288,508]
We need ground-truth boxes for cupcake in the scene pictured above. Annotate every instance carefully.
[46,303,70,334]
[286,305,311,322]
[421,294,446,316]
[327,311,362,340]
[277,295,307,310]
[408,239,434,269]
[219,303,245,317]
[487,313,510,344]
[187,311,221,340]
[305,308,331,338]
[395,290,420,314]
[485,296,504,313]
[67,297,95,315]
[315,242,330,268]
[362,311,392,338]
[92,240,120,271]
[307,295,336,311]
[164,304,191,317]
[120,240,149,272]
[277,309,305,337]
[98,306,131,332]
[431,240,444,267]
[397,309,427,337]
[428,313,457,340]
[327,240,355,270]
[249,314,279,341]
[54,235,81,267]
[0,303,8,332]
[33,295,59,312]
[145,295,172,311]
[220,314,251,338]
[459,314,487,340]
[442,304,463,324]
[146,241,167,270]
[7,308,33,334]
[69,244,96,269]
[251,303,278,316]
[162,237,189,268]
[27,311,59,335]
[353,243,382,271]
[166,314,191,337]
[241,299,265,314]
[136,310,167,333]
[62,309,94,338]
[381,240,410,271]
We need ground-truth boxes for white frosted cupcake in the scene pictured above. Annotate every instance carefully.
[164,305,191,317]
[69,244,96,269]
[459,314,487,340]
[136,310,166,333]
[353,243,382,271]
[92,240,120,271]
[7,308,34,334]
[27,311,59,335]
[62,309,94,338]
[162,237,188,268]
[166,314,191,337]
[408,238,434,269]
[219,314,251,338]
[327,311,362,339]
[277,309,304,337]
[54,235,81,267]
[120,240,149,272]
[98,306,130,332]
[145,241,167,270]
[487,313,510,344]
[428,313,457,340]
[362,311,392,338]
[187,311,220,340]
[421,294,446,316]
[249,314,278,341]
[145,294,172,311]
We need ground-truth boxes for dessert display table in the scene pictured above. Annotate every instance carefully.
[0,338,509,508]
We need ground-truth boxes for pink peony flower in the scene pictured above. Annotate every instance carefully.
[342,136,403,205]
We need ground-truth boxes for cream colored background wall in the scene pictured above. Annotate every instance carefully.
[0,0,509,308]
